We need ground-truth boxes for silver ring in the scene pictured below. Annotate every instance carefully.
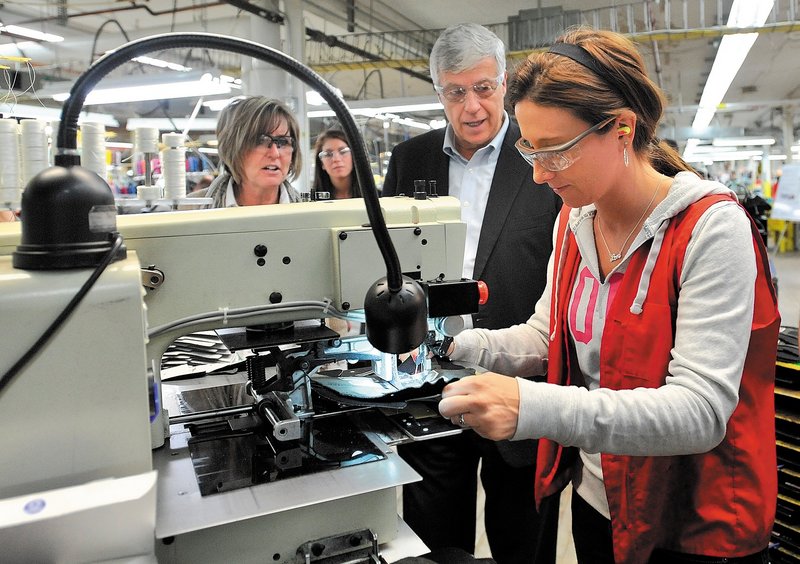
[458,413,466,427]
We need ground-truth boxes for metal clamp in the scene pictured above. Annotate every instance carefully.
[141,266,165,289]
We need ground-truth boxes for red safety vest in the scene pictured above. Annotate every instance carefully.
[535,194,780,563]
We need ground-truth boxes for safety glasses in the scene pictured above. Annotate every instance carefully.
[434,73,504,104]
[318,147,352,161]
[257,134,295,152]
[515,116,615,172]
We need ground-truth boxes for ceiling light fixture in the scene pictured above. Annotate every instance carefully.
[48,71,232,106]
[0,24,63,43]
[202,96,246,112]
[712,136,776,146]
[684,149,765,162]
[0,103,118,127]
[690,0,774,131]
[307,95,444,119]
[131,56,192,72]
[126,117,219,131]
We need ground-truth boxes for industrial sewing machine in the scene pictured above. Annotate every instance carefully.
[0,194,485,562]
[0,32,488,563]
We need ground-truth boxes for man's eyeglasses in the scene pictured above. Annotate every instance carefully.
[515,116,615,172]
[318,147,352,161]
[257,134,295,152]
[434,73,504,104]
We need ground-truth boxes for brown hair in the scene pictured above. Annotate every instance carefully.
[312,129,362,197]
[508,27,694,177]
[216,96,302,185]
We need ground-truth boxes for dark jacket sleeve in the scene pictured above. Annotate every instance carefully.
[381,143,401,196]
[381,130,446,198]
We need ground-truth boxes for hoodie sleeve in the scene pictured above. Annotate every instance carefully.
[512,201,756,455]
[449,217,557,377]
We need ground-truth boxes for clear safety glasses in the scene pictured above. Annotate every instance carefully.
[515,116,615,172]
[318,147,352,161]
[434,73,504,104]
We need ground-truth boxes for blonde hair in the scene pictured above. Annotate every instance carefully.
[216,96,302,184]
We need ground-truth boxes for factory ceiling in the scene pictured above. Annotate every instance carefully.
[0,0,798,155]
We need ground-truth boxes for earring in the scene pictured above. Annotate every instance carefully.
[623,141,629,167]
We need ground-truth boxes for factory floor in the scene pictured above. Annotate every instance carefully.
[456,250,800,563]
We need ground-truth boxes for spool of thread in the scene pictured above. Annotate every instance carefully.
[0,119,21,205]
[80,122,107,180]
[137,185,162,201]
[134,127,160,186]
[161,132,186,200]
[21,119,49,188]
[134,127,160,155]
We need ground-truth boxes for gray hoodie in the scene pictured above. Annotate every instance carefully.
[452,171,757,517]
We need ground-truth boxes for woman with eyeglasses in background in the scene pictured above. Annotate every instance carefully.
[312,129,361,200]
[193,96,302,207]
[437,27,779,564]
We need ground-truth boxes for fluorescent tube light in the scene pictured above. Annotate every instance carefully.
[0,103,118,127]
[305,88,343,106]
[713,137,776,146]
[684,149,765,162]
[691,145,738,154]
[307,95,444,119]
[126,118,219,131]
[131,56,192,72]
[728,1,775,27]
[0,24,63,43]
[306,90,327,106]
[202,96,245,112]
[690,0,774,130]
[50,72,232,106]
[391,116,431,131]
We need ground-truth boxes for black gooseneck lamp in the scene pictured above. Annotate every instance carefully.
[12,33,427,354]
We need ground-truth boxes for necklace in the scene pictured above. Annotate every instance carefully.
[596,177,665,262]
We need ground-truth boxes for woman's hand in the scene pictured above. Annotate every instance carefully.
[438,373,521,441]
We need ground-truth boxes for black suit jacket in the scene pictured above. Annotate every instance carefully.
[382,121,561,331]
[382,121,561,467]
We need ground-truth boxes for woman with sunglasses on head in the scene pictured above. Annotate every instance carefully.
[312,129,362,200]
[193,96,302,207]
[437,27,779,564]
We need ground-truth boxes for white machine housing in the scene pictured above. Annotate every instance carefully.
[0,196,466,562]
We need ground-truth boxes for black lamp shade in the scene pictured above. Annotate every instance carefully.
[364,275,428,354]
[13,166,124,270]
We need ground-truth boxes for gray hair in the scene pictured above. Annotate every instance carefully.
[216,96,302,185]
[429,23,506,86]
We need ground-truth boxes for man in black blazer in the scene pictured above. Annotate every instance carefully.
[382,23,561,564]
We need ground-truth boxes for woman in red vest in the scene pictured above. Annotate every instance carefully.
[438,27,779,564]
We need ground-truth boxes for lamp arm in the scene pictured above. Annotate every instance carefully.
[55,32,404,291]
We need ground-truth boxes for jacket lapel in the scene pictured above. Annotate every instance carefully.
[472,123,527,279]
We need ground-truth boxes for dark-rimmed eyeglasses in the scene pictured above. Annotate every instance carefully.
[257,134,295,152]
[318,147,352,161]
[434,73,504,104]
[515,116,615,172]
